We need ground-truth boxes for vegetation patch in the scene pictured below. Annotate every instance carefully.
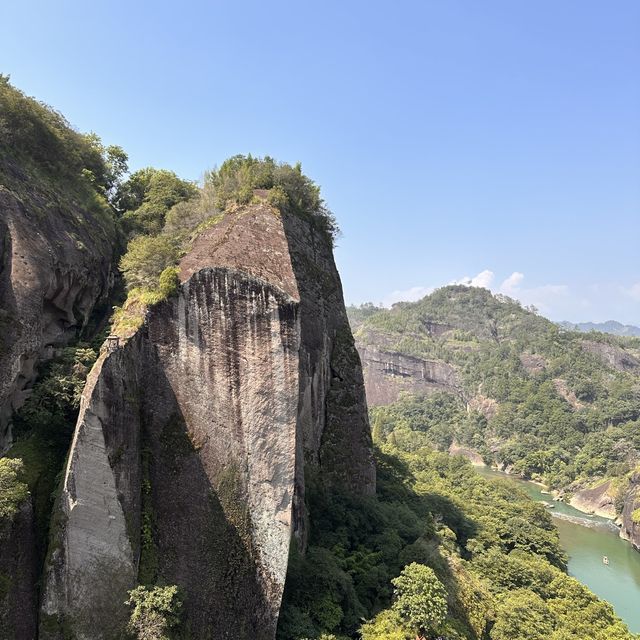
[278,442,634,639]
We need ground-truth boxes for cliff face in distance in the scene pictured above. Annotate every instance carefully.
[41,203,375,639]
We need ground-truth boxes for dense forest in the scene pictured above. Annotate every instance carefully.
[277,443,635,639]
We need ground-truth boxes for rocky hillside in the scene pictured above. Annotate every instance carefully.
[0,78,121,639]
[0,78,119,452]
[349,287,640,545]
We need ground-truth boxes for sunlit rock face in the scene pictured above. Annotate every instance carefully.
[356,339,462,407]
[41,205,375,639]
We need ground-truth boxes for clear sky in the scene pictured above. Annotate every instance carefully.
[1,1,639,323]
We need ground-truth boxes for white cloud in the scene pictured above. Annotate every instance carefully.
[470,269,495,288]
[622,282,640,301]
[383,285,434,307]
[499,271,524,295]
[450,269,495,289]
[382,269,573,317]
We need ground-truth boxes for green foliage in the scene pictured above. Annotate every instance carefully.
[6,345,97,559]
[360,610,408,640]
[120,235,181,290]
[117,168,198,236]
[279,443,634,640]
[0,75,123,230]
[345,303,385,332]
[391,563,447,638]
[158,266,180,298]
[0,458,28,520]
[355,285,640,494]
[205,154,338,242]
[126,585,182,640]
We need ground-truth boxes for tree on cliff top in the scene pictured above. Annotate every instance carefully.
[205,154,338,242]
[116,167,199,236]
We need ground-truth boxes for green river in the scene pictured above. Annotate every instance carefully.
[475,466,640,633]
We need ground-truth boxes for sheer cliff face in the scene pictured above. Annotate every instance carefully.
[41,205,375,639]
[0,188,115,451]
[356,340,462,407]
[620,473,640,551]
[0,186,116,638]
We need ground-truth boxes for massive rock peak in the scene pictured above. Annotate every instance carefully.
[41,204,375,639]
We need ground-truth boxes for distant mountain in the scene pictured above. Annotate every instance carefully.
[559,320,640,337]
[348,285,640,515]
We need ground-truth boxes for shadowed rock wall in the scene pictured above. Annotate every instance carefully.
[0,189,115,451]
[42,268,301,639]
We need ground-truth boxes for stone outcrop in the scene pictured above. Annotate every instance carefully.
[0,187,116,451]
[569,480,616,519]
[519,352,547,375]
[619,473,640,550]
[0,175,117,639]
[581,339,640,373]
[356,339,462,407]
[41,205,375,639]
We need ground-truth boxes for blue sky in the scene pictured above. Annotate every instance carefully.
[2,1,639,323]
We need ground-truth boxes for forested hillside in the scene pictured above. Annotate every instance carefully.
[349,287,640,504]
[277,444,635,639]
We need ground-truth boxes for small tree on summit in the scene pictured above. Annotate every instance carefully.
[391,563,448,640]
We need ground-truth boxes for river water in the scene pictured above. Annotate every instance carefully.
[475,466,640,633]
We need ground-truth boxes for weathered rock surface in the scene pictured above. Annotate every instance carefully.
[0,178,117,639]
[519,352,547,375]
[0,187,116,451]
[0,501,38,640]
[620,473,640,550]
[356,339,462,407]
[569,480,616,519]
[581,339,640,373]
[41,205,375,639]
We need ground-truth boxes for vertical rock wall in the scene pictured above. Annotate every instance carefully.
[41,335,143,639]
[144,268,300,638]
[42,268,301,639]
[40,204,375,639]
[0,190,115,451]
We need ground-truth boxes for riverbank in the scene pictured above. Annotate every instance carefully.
[474,465,640,633]
[449,445,620,520]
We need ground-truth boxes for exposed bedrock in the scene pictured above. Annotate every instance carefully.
[0,500,38,640]
[356,341,462,407]
[0,189,115,451]
[41,205,375,639]
[620,472,640,551]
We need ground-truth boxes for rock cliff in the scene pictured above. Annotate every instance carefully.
[41,204,375,639]
[619,473,640,550]
[354,333,462,407]
[1,151,118,638]
[0,187,116,451]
